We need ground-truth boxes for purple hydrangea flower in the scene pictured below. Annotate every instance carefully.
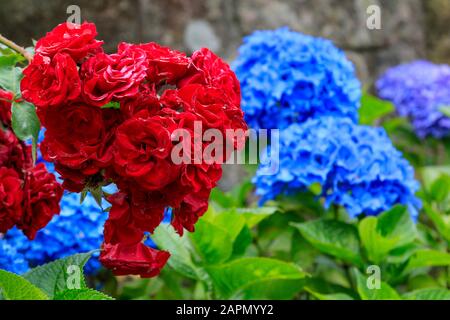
[377,60,450,138]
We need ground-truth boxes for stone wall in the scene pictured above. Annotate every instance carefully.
[0,0,448,83]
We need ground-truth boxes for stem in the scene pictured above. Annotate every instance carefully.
[0,34,33,62]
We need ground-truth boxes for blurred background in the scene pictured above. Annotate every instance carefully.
[0,0,449,85]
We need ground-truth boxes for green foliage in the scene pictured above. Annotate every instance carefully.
[54,289,113,300]
[0,252,112,300]
[291,219,363,266]
[359,94,394,125]
[0,270,48,300]
[148,204,305,299]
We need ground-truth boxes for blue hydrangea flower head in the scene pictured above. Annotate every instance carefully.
[254,117,421,219]
[0,241,29,274]
[233,27,361,130]
[377,60,450,138]
[1,192,108,274]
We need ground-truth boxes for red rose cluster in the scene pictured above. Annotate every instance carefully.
[21,22,247,277]
[0,89,63,240]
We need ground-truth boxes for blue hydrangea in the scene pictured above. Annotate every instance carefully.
[233,27,361,130]
[1,192,108,274]
[377,60,450,138]
[253,117,421,220]
[0,241,29,274]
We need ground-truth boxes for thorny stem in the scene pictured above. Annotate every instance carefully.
[0,34,33,62]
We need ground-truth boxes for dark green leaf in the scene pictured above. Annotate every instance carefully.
[358,206,416,264]
[291,219,363,266]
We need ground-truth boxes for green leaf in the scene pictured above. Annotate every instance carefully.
[406,249,450,271]
[152,224,206,280]
[190,219,235,264]
[54,288,113,300]
[0,65,22,94]
[439,105,450,118]
[359,94,394,125]
[358,206,417,264]
[430,174,450,202]
[101,101,120,109]
[307,290,354,300]
[0,269,48,300]
[354,269,401,300]
[206,257,306,299]
[402,288,450,300]
[232,225,253,258]
[11,100,40,162]
[23,252,93,299]
[234,207,278,228]
[291,219,363,266]
[190,208,249,264]
[421,166,450,191]
[423,204,450,242]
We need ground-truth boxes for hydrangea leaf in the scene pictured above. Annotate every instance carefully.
[152,224,207,281]
[291,219,363,266]
[359,206,417,264]
[205,257,306,299]
[359,94,394,125]
[11,100,40,162]
[0,269,48,300]
[190,219,235,264]
[354,269,400,300]
[231,225,253,258]
[23,252,93,299]
[307,290,354,300]
[189,208,246,264]
[233,207,278,228]
[405,249,450,272]
[402,288,450,300]
[423,204,450,242]
[429,174,450,202]
[54,288,113,300]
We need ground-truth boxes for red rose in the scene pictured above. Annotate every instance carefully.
[0,167,23,234]
[171,188,211,235]
[35,22,103,62]
[81,43,148,107]
[112,113,179,190]
[18,163,63,240]
[0,89,13,127]
[120,84,161,119]
[179,48,241,107]
[40,103,117,188]
[21,53,81,108]
[0,129,31,175]
[100,242,170,278]
[131,42,189,85]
